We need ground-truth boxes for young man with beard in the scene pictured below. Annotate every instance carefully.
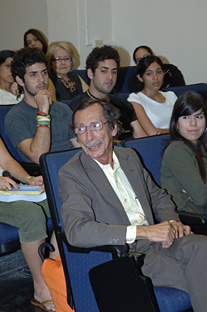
[5,48,79,164]
[69,45,147,140]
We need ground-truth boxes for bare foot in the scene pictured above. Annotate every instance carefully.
[34,283,56,311]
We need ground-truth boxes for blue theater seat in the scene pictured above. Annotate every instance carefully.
[40,148,192,312]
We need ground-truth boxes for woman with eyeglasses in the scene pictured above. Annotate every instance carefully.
[24,29,57,101]
[160,91,207,214]
[128,55,177,135]
[47,41,88,101]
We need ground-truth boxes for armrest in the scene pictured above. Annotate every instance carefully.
[67,243,129,258]
[179,211,207,225]
[179,211,207,235]
[20,162,41,176]
[55,229,129,258]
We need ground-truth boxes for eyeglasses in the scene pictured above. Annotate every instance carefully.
[52,57,72,62]
[74,121,108,135]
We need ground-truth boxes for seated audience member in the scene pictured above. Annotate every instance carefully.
[24,28,56,101]
[5,48,80,164]
[128,56,177,135]
[70,45,147,140]
[0,50,23,104]
[47,41,88,101]
[128,45,185,93]
[24,28,48,53]
[59,97,207,312]
[161,91,207,214]
[0,136,56,312]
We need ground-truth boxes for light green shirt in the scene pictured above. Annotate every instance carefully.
[95,152,149,243]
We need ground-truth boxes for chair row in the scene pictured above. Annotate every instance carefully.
[1,81,207,255]
[74,66,207,97]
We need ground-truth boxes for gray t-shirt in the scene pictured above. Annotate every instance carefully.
[5,100,75,162]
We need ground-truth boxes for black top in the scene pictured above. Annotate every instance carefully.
[49,71,83,100]
[69,91,138,140]
[128,63,186,93]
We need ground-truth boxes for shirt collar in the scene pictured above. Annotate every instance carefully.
[94,151,120,171]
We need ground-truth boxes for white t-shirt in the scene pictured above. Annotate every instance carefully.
[128,91,177,129]
[0,89,24,105]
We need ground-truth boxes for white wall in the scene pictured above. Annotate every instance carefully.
[0,0,207,84]
[111,0,207,84]
[0,0,48,50]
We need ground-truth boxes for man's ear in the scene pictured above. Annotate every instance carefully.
[87,68,94,80]
[111,123,118,137]
[137,74,143,83]
[15,76,24,87]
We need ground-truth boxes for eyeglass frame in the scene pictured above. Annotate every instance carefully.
[52,57,72,62]
[74,121,108,135]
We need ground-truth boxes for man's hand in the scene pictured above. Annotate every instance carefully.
[35,90,52,113]
[169,220,192,237]
[136,221,192,249]
[136,221,177,248]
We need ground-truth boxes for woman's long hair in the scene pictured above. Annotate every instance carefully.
[169,90,207,182]
[136,55,165,90]
[24,29,48,54]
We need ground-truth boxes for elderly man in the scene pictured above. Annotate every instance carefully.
[59,97,207,312]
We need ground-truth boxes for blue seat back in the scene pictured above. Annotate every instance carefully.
[123,134,170,186]
[166,83,207,101]
[73,69,89,85]
[118,66,136,93]
[40,147,192,312]
[40,148,114,311]
[0,105,24,161]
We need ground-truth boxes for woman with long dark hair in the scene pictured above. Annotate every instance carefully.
[24,28,48,53]
[161,91,207,213]
[128,55,177,135]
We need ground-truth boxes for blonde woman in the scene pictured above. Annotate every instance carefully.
[47,41,88,101]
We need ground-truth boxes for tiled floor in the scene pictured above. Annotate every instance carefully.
[0,250,43,312]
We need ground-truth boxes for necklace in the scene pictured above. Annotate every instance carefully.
[86,90,109,102]
[58,75,76,92]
